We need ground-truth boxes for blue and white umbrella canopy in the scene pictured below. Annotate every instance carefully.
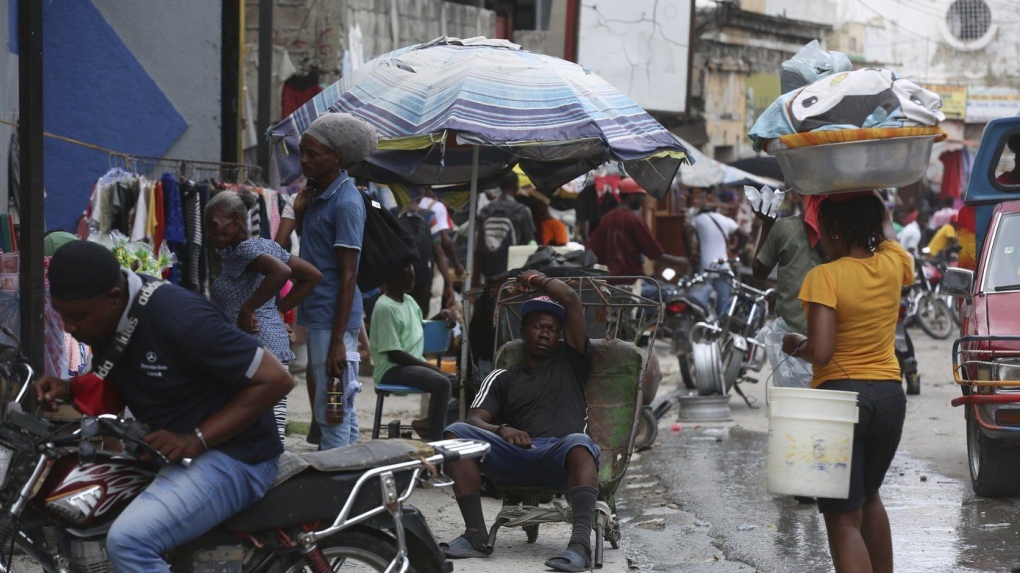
[270,36,691,199]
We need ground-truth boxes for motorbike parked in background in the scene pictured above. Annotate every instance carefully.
[665,260,773,404]
[662,271,714,391]
[0,347,488,573]
[905,249,956,339]
[896,287,921,395]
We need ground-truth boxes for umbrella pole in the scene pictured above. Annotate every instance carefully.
[458,146,480,421]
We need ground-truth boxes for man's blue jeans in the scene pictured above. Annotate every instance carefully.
[307,327,361,450]
[106,450,278,572]
[711,276,733,317]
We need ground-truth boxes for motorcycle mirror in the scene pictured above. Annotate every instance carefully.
[661,268,676,282]
[80,416,99,439]
[78,440,96,464]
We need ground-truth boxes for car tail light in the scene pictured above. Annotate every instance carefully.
[666,301,687,315]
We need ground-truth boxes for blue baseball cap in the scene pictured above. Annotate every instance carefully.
[521,295,565,321]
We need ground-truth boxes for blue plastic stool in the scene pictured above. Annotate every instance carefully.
[371,321,453,439]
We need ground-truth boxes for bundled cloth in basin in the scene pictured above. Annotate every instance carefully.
[749,68,946,153]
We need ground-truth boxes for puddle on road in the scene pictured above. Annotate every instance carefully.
[630,426,1020,572]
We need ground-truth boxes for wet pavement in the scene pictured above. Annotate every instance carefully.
[623,424,1020,572]
[602,329,1020,571]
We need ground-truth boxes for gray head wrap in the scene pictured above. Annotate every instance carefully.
[303,113,379,167]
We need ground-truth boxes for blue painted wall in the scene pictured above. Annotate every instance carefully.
[17,0,222,232]
[42,0,189,231]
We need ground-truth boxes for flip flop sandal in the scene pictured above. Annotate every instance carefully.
[440,535,492,559]
[544,546,591,572]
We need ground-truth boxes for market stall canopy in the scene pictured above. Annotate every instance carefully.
[727,156,784,182]
[269,36,691,199]
[676,141,722,187]
[674,138,782,188]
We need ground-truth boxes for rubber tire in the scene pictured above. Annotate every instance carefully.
[720,337,742,395]
[278,530,397,572]
[916,296,954,339]
[967,406,1020,497]
[679,355,697,390]
[905,372,921,395]
[633,406,658,451]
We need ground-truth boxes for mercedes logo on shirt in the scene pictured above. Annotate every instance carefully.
[146,351,157,363]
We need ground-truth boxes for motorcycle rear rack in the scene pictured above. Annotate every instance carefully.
[298,439,490,564]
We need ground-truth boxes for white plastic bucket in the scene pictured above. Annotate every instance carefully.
[766,386,859,498]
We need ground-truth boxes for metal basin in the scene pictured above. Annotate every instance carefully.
[773,135,936,195]
[677,394,732,422]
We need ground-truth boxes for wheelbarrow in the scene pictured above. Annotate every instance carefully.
[484,276,661,568]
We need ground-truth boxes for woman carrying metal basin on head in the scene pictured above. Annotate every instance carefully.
[781,192,914,573]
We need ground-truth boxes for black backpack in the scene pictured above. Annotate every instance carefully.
[477,208,517,279]
[357,192,419,291]
[397,209,435,290]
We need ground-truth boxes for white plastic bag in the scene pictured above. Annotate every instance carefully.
[743,185,786,219]
[779,39,852,95]
[756,317,813,388]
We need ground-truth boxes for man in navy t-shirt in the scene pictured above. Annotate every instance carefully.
[37,240,293,572]
[442,270,600,572]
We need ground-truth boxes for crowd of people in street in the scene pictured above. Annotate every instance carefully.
[28,101,971,573]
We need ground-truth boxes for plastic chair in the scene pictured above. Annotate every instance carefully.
[371,321,453,439]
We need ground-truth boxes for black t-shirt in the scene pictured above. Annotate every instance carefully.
[101,277,282,464]
[472,340,592,439]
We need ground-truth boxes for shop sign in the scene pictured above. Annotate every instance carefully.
[966,86,1020,124]
[921,84,966,120]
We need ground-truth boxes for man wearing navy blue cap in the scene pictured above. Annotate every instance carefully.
[441,270,598,572]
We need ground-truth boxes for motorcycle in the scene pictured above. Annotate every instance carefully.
[662,272,715,391]
[905,252,955,340]
[896,287,921,395]
[0,354,489,573]
[667,261,774,404]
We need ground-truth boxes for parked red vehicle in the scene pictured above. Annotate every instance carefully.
[943,117,1020,497]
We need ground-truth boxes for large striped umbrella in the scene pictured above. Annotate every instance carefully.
[270,37,691,412]
[269,36,691,199]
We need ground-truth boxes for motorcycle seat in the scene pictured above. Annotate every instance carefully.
[222,441,427,533]
[222,468,415,532]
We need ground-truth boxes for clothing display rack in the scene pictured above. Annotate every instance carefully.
[109,154,262,185]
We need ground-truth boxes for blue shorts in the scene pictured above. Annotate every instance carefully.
[445,422,600,489]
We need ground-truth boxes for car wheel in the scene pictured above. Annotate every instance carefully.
[691,342,724,396]
[967,405,1020,497]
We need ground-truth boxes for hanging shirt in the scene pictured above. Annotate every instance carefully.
[130,178,150,242]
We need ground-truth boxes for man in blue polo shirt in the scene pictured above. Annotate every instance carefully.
[292,112,377,450]
[36,240,293,572]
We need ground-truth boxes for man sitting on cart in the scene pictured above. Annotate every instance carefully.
[441,269,598,572]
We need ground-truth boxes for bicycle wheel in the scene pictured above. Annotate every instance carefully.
[916,295,954,339]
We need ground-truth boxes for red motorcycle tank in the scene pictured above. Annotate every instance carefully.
[40,457,156,528]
